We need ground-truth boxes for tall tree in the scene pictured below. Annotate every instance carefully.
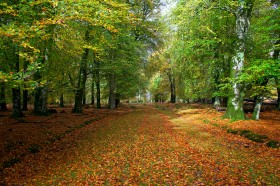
[73,29,90,113]
[224,0,254,120]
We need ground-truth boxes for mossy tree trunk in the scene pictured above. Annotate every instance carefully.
[224,0,254,120]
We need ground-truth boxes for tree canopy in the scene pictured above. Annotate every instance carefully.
[0,0,279,120]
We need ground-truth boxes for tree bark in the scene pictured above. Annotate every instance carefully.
[95,61,101,109]
[0,82,8,111]
[11,88,24,118]
[33,50,49,115]
[276,78,280,110]
[59,93,64,107]
[33,85,43,115]
[168,72,176,103]
[22,89,28,111]
[73,53,89,113]
[252,79,269,120]
[108,73,116,109]
[224,0,253,120]
[214,97,221,108]
[34,86,49,115]
[83,88,86,105]
[22,60,28,111]
[273,40,280,110]
[73,30,89,113]
[252,96,263,120]
[91,74,95,105]
[11,51,24,118]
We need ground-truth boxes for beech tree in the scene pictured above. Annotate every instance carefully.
[164,0,279,120]
[222,0,254,120]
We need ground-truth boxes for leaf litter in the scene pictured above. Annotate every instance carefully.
[0,103,279,185]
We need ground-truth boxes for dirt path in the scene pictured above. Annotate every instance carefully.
[2,105,279,185]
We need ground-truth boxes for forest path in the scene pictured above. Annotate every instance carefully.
[2,105,279,185]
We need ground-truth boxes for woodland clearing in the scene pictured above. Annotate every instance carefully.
[0,103,279,185]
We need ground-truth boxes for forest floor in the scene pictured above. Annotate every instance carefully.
[0,103,279,185]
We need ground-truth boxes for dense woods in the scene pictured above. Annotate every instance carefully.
[148,0,279,120]
[0,0,279,119]
[0,0,162,115]
[0,1,280,184]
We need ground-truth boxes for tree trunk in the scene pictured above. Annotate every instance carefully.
[11,88,24,118]
[168,73,176,103]
[273,40,280,110]
[95,61,101,109]
[22,88,28,111]
[59,93,64,107]
[277,88,280,110]
[11,51,24,118]
[252,96,263,120]
[41,87,48,114]
[224,1,253,120]
[34,86,49,115]
[73,30,89,113]
[22,60,28,111]
[91,75,95,105]
[276,78,280,110]
[34,86,43,115]
[0,82,8,111]
[252,79,269,120]
[214,97,221,108]
[73,57,88,113]
[108,73,116,109]
[83,88,86,105]
[33,54,49,115]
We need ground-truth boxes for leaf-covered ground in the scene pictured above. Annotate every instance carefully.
[0,104,279,185]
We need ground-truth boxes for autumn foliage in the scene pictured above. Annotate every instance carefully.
[0,103,279,185]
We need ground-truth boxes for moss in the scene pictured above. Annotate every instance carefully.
[267,140,280,148]
[227,129,239,134]
[240,130,268,143]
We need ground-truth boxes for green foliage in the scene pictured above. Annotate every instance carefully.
[0,0,162,107]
